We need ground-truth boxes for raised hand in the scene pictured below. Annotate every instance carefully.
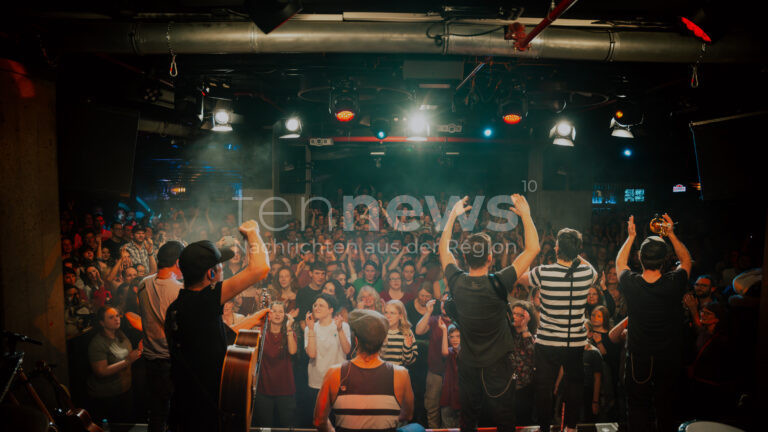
[425,299,436,316]
[451,196,472,217]
[286,313,295,328]
[662,213,675,236]
[238,220,260,237]
[305,311,315,328]
[334,315,344,331]
[627,215,636,238]
[683,292,698,311]
[404,331,415,347]
[437,318,447,333]
[509,194,531,218]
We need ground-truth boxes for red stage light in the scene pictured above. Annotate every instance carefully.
[680,17,712,43]
[615,110,624,119]
[503,114,522,125]
[335,110,355,122]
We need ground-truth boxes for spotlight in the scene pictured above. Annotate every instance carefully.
[503,114,522,125]
[214,110,231,125]
[329,79,359,123]
[408,113,430,136]
[212,110,233,132]
[549,120,575,147]
[623,148,633,157]
[483,127,494,138]
[285,117,301,132]
[679,7,719,43]
[335,110,355,122]
[610,118,634,138]
[371,119,390,140]
[499,95,527,125]
[245,0,303,34]
[279,117,302,138]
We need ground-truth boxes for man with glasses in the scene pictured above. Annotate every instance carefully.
[104,222,126,258]
[683,275,721,329]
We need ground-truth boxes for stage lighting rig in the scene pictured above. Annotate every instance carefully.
[610,100,642,138]
[329,79,359,123]
[549,120,575,147]
[279,116,302,138]
[499,94,528,125]
[212,109,233,132]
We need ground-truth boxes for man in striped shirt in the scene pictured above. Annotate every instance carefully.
[521,228,597,432]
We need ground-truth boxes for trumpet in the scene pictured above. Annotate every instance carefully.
[649,215,673,237]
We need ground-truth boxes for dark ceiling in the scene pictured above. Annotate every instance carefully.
[4,0,767,199]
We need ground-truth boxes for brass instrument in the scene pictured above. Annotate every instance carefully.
[649,214,673,237]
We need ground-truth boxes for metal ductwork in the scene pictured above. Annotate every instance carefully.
[58,20,760,63]
[138,118,192,137]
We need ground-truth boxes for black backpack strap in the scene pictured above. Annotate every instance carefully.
[488,274,507,301]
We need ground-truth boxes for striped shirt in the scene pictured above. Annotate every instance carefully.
[380,329,418,366]
[530,262,597,348]
[333,362,400,432]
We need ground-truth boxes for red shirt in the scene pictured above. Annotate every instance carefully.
[379,290,414,304]
[91,286,112,308]
[427,316,448,375]
[257,330,296,396]
[439,347,460,410]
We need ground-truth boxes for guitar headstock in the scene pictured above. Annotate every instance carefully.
[260,288,271,311]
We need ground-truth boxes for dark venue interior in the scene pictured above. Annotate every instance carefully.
[2,1,767,432]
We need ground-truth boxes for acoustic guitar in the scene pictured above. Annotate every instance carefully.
[219,290,271,432]
[37,361,103,432]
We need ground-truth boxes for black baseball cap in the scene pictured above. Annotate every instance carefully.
[157,241,185,269]
[179,240,234,281]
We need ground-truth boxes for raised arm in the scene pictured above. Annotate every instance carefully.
[221,220,271,304]
[231,308,269,331]
[439,319,449,357]
[616,216,636,275]
[415,300,435,335]
[609,317,628,344]
[509,194,541,278]
[439,196,472,271]
[663,213,692,276]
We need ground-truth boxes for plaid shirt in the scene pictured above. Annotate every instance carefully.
[124,241,150,269]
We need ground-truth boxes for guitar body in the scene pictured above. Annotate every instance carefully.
[219,329,262,432]
[36,361,103,432]
[55,408,103,432]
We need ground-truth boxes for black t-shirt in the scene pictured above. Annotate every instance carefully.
[445,263,518,367]
[104,237,125,258]
[296,285,322,321]
[165,282,227,418]
[618,267,688,357]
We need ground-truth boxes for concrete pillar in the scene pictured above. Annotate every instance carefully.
[0,60,67,381]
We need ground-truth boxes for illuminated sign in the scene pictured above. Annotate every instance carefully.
[673,184,687,193]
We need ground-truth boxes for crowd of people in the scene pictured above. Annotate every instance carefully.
[58,191,761,431]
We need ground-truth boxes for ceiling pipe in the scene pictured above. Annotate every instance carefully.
[56,21,760,63]
[138,118,192,137]
[515,0,579,51]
